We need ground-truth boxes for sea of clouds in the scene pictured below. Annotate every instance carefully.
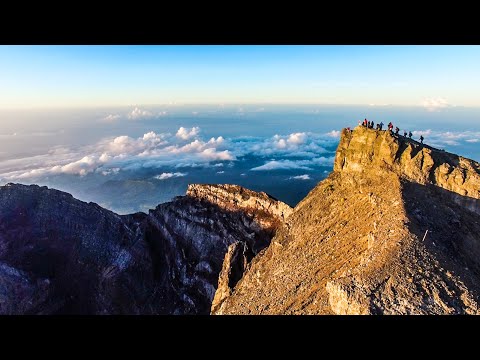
[0,126,341,182]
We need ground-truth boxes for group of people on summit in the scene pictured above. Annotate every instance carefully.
[360,118,424,144]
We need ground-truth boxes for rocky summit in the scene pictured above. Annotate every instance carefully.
[213,126,480,314]
[2,125,480,315]
[0,183,290,314]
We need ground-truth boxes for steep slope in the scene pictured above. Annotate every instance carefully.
[0,184,153,314]
[144,184,292,314]
[0,183,290,314]
[213,126,480,314]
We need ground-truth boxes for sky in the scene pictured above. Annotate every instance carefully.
[1,45,480,108]
[1,46,480,213]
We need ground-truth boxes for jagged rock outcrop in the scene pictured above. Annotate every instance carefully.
[210,241,249,314]
[0,182,290,314]
[214,126,480,315]
[145,184,291,314]
[187,184,293,224]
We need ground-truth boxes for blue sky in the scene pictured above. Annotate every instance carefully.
[1,45,480,108]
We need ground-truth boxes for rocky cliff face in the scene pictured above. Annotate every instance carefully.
[335,126,480,213]
[145,184,292,314]
[0,183,290,314]
[214,126,480,315]
[186,184,292,224]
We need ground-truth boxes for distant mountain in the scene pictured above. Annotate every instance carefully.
[213,126,480,314]
[0,183,290,314]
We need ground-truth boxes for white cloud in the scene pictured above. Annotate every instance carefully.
[421,98,451,112]
[251,157,335,171]
[50,155,100,176]
[288,174,311,180]
[251,160,312,171]
[127,107,154,120]
[216,171,225,174]
[208,136,224,146]
[287,132,307,145]
[200,148,235,161]
[102,114,121,123]
[176,126,200,140]
[466,139,479,143]
[154,172,187,180]
[412,129,432,137]
[326,130,341,138]
[100,168,120,176]
[275,138,287,149]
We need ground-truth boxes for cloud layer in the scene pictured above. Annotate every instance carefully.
[0,126,346,184]
[4,123,479,185]
[0,126,236,180]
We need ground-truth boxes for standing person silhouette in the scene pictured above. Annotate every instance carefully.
[403,130,407,137]
[408,131,412,139]
[420,135,424,144]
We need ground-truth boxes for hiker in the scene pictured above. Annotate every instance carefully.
[420,135,424,144]
[379,122,384,131]
[388,122,393,131]
[403,130,407,137]
[371,121,375,129]
[395,126,399,135]
[408,131,412,139]
[363,119,368,127]
[376,124,380,130]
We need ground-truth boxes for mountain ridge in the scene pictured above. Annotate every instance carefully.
[212,126,480,314]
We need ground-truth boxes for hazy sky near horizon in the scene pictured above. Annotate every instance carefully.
[1,45,480,108]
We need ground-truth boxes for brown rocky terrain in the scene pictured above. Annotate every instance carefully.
[213,126,480,314]
[0,183,290,314]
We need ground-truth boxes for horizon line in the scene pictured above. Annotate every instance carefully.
[0,103,476,111]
